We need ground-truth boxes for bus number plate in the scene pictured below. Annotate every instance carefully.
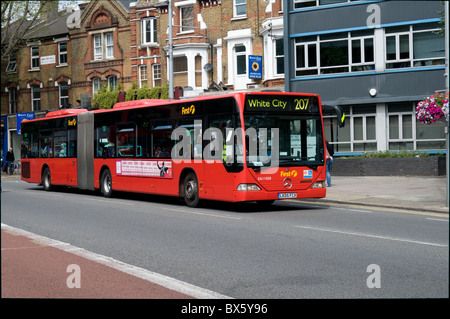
[278,192,297,199]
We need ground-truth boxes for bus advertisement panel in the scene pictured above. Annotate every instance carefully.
[21,92,332,207]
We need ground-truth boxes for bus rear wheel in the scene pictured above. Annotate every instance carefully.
[183,172,200,207]
[100,169,113,198]
[42,167,51,191]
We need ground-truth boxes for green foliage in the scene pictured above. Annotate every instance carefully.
[93,83,169,109]
[341,150,443,159]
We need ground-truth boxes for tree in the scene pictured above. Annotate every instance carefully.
[1,1,77,62]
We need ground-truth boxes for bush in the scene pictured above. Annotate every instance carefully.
[92,86,119,109]
[93,83,169,109]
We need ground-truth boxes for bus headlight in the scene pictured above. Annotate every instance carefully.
[237,183,262,191]
[311,181,325,188]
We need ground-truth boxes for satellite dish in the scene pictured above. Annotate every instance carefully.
[203,63,213,72]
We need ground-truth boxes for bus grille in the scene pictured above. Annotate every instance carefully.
[21,161,30,179]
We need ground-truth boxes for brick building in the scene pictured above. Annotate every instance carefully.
[1,0,285,162]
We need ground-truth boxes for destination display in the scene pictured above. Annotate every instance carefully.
[245,95,319,113]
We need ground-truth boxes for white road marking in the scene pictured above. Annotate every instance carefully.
[164,208,242,220]
[294,225,447,247]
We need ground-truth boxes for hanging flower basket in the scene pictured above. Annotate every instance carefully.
[416,91,449,124]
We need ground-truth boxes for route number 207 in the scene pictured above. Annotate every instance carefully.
[295,98,309,111]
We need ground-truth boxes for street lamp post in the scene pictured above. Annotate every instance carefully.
[168,0,174,100]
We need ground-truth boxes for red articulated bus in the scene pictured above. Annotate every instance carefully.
[20,92,342,207]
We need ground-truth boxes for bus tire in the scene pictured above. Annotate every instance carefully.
[100,169,113,198]
[42,167,52,191]
[183,172,200,207]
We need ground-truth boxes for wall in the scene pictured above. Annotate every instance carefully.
[332,156,446,176]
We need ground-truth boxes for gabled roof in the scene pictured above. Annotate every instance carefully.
[23,9,73,40]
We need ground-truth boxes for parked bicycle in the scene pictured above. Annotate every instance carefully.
[8,160,20,175]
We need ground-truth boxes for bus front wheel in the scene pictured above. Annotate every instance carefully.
[183,172,200,207]
[100,169,113,198]
[42,167,51,191]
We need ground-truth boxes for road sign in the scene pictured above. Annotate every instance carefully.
[249,55,262,79]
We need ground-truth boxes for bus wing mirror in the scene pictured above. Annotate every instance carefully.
[322,105,345,128]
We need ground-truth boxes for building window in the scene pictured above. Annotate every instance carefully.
[195,55,203,87]
[94,35,102,60]
[173,56,188,87]
[58,42,67,65]
[180,5,194,32]
[92,77,101,95]
[324,105,376,153]
[139,65,147,88]
[152,63,161,87]
[106,33,114,58]
[59,82,69,107]
[234,0,247,18]
[94,33,114,60]
[6,52,17,72]
[142,18,157,44]
[9,87,17,114]
[388,102,446,151]
[107,75,117,91]
[31,85,41,111]
[235,45,247,75]
[295,30,374,76]
[275,38,285,75]
[385,23,445,69]
[294,0,350,9]
[31,46,39,69]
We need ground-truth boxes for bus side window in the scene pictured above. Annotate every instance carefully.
[151,121,172,159]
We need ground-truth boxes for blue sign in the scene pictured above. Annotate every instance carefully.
[17,113,35,135]
[249,55,262,79]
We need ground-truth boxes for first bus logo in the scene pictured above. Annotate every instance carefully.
[68,119,76,126]
[182,105,196,115]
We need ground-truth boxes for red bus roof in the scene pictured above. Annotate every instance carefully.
[45,108,88,118]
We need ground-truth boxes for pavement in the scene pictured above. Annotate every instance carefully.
[318,175,449,214]
[1,174,448,300]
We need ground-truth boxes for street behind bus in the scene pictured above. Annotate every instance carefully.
[1,175,448,299]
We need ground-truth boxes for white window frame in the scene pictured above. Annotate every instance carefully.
[385,31,411,68]
[107,75,117,91]
[295,31,375,76]
[139,64,147,88]
[58,42,68,65]
[6,52,17,73]
[152,63,161,87]
[141,18,157,45]
[31,85,41,111]
[92,77,101,95]
[385,23,445,69]
[235,45,247,76]
[31,46,39,69]
[323,105,377,153]
[233,0,247,18]
[94,34,102,60]
[275,38,285,76]
[180,5,194,33]
[93,31,114,60]
[59,82,69,107]
[105,33,114,58]
[293,0,352,9]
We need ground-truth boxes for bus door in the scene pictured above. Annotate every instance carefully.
[203,115,236,200]
[66,126,77,186]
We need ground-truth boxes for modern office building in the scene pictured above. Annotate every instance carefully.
[283,0,447,154]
